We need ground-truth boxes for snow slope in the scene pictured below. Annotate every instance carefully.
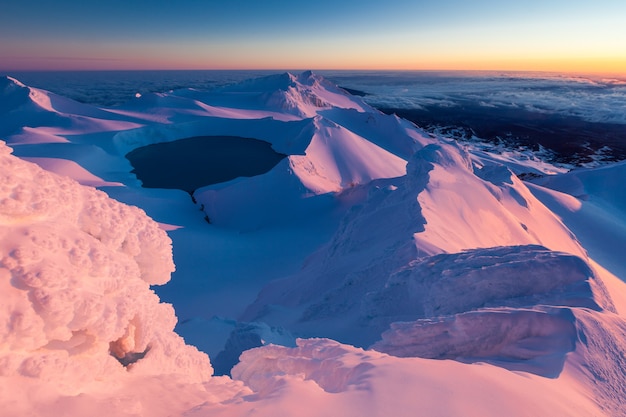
[1,72,626,416]
[527,161,626,280]
[241,141,588,342]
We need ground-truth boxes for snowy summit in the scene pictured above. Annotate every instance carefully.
[1,72,626,416]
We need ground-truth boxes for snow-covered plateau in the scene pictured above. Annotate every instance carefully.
[1,71,626,416]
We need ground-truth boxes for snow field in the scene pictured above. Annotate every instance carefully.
[1,71,625,416]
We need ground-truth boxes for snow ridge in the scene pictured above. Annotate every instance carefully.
[241,141,590,338]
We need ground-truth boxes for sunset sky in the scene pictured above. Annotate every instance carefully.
[1,0,625,73]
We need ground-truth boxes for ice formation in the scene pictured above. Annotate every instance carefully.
[0,142,212,404]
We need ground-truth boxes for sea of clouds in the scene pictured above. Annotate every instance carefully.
[7,70,626,125]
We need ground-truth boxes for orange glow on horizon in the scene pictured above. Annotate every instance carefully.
[4,49,625,77]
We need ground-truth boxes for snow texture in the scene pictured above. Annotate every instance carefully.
[0,142,211,394]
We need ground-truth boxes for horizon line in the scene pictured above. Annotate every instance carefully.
[3,67,625,77]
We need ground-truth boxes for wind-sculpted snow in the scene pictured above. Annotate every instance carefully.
[571,310,626,417]
[0,142,212,395]
[0,76,140,143]
[530,159,626,213]
[413,143,585,257]
[527,160,626,281]
[232,338,375,394]
[364,245,613,320]
[243,143,589,336]
[373,307,579,378]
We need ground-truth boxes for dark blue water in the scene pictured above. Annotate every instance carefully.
[126,136,286,194]
[5,69,626,164]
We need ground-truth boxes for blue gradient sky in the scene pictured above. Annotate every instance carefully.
[1,0,625,72]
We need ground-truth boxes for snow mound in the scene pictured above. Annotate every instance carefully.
[527,160,626,281]
[20,156,124,187]
[0,75,131,122]
[0,76,141,151]
[246,244,610,355]
[0,141,211,392]
[364,247,617,378]
[216,71,369,118]
[212,322,296,376]
[232,338,374,394]
[532,160,626,213]
[293,117,407,193]
[362,245,612,322]
[412,143,584,256]
[373,308,577,377]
